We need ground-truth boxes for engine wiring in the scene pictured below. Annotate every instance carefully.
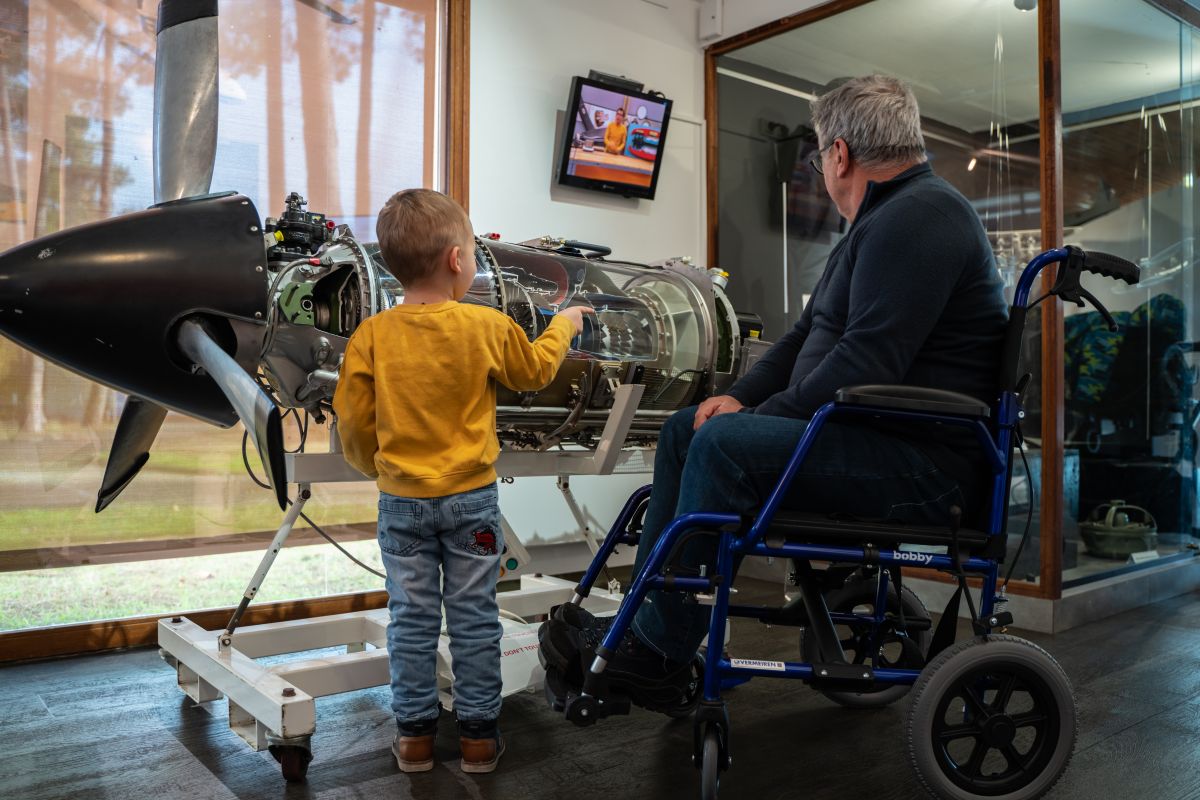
[240,421,384,580]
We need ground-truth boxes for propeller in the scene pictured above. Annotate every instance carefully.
[95,0,287,511]
[296,0,358,25]
[177,318,288,510]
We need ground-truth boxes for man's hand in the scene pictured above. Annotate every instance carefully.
[694,394,744,429]
[556,306,593,334]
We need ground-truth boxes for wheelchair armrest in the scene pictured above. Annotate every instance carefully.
[834,384,991,418]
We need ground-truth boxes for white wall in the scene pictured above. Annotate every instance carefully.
[470,0,705,262]
[470,0,706,553]
[707,0,827,44]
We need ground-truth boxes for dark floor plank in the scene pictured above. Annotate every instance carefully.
[2,583,1199,799]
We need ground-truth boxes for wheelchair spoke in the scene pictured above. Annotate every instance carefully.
[1009,711,1048,730]
[1000,743,1029,772]
[961,686,991,718]
[936,722,981,742]
[992,674,1018,711]
[962,739,989,778]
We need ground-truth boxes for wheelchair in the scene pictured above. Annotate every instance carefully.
[541,246,1141,799]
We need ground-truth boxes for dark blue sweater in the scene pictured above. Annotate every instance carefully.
[728,163,1008,510]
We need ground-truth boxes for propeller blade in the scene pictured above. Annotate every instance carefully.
[177,318,287,510]
[95,398,169,513]
[296,0,358,25]
[154,0,219,204]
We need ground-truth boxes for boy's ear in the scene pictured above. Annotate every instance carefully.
[447,244,463,275]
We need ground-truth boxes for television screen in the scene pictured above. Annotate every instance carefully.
[557,76,672,200]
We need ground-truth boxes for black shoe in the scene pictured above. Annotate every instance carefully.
[539,606,697,715]
[538,604,611,678]
[594,630,697,714]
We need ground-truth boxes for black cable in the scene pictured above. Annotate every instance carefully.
[1002,436,1035,592]
[242,416,382,580]
[297,507,386,580]
[1027,292,1053,310]
[241,429,272,489]
[281,408,308,454]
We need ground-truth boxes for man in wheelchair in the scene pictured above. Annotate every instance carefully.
[540,74,1010,712]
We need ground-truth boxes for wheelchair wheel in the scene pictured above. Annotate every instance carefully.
[699,724,721,800]
[799,575,930,708]
[907,635,1076,800]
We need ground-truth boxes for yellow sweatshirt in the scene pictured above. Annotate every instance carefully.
[333,303,574,497]
[604,122,628,155]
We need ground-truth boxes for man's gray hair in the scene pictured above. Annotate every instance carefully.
[810,75,927,169]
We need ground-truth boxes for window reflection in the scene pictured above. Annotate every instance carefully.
[0,0,444,630]
[1060,0,1199,583]
[714,0,1200,586]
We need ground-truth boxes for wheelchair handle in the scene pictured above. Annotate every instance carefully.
[1001,246,1141,393]
[1077,249,1141,285]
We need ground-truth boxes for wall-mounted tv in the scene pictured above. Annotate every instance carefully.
[557,76,672,200]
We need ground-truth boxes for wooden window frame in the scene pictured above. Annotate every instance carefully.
[0,0,471,664]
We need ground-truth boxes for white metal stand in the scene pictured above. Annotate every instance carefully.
[157,385,649,779]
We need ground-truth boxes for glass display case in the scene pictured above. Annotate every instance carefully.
[711,0,1200,594]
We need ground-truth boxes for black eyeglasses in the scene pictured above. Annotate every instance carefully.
[809,142,837,176]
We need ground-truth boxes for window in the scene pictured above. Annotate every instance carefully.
[0,0,450,632]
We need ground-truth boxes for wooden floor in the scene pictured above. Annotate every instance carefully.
[4,580,1200,800]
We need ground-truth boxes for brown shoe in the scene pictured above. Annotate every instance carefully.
[393,733,434,772]
[459,732,504,773]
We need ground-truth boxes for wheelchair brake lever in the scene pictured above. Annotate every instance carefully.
[1077,286,1119,332]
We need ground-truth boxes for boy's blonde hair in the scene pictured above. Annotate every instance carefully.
[376,189,474,284]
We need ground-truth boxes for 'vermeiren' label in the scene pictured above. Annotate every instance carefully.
[730,658,786,672]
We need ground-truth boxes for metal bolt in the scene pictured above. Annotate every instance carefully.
[255,265,263,273]
[580,708,588,717]
[171,616,182,623]
[282,688,296,697]
[819,669,828,677]
[254,311,263,319]
[862,672,870,679]
[250,225,260,233]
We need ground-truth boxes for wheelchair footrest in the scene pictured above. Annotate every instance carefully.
[809,662,875,691]
[543,666,631,727]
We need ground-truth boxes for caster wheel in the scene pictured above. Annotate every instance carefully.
[699,724,721,800]
[270,744,313,782]
[565,694,599,727]
[907,635,1076,800]
[800,575,930,708]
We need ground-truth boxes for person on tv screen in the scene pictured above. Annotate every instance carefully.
[604,107,628,155]
[592,109,607,130]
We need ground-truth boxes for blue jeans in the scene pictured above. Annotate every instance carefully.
[377,482,504,724]
[630,407,964,663]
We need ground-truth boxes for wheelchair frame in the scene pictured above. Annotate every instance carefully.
[548,247,1141,799]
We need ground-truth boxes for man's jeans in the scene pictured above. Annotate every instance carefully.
[630,407,964,664]
[377,482,504,724]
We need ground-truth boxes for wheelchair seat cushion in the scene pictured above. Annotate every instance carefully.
[835,385,991,418]
[766,510,991,551]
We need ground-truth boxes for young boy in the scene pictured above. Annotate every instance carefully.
[333,189,586,774]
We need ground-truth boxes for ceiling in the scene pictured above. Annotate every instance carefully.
[725,0,1191,133]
